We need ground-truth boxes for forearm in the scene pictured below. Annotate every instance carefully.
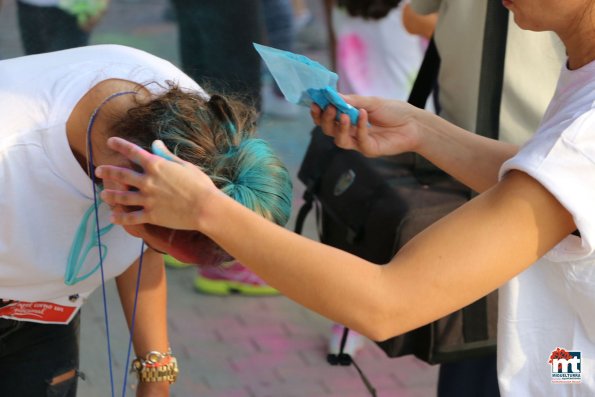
[117,250,169,354]
[201,191,392,340]
[414,110,519,192]
[117,250,170,394]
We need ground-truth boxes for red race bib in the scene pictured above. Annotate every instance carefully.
[0,301,79,324]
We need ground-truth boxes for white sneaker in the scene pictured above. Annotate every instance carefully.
[327,324,366,357]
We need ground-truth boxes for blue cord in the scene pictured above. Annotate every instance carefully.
[121,241,145,397]
[87,91,142,397]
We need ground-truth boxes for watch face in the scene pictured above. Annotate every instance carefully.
[147,352,162,364]
[132,352,178,383]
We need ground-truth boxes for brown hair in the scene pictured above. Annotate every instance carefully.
[110,85,292,226]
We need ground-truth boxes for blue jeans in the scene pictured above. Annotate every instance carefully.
[171,0,264,109]
[0,312,81,396]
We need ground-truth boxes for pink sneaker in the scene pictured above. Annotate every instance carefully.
[194,261,279,296]
[328,323,366,357]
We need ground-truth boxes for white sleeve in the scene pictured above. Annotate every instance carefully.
[499,109,595,260]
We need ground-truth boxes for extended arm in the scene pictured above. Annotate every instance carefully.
[116,248,170,396]
[194,171,575,340]
[97,140,575,341]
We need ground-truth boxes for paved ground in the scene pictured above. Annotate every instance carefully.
[0,1,439,395]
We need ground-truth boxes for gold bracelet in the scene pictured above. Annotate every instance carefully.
[131,349,179,384]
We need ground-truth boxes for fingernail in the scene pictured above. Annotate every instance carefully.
[151,141,175,161]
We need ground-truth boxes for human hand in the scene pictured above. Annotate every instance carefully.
[310,94,421,157]
[95,137,220,231]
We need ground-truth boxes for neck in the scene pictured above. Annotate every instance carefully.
[67,98,104,176]
[67,80,144,175]
[559,9,595,70]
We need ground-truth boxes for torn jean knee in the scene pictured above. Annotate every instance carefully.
[0,312,81,396]
[46,367,79,397]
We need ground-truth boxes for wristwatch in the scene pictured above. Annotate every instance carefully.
[131,349,179,384]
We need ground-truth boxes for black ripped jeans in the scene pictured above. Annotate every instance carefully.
[0,312,80,397]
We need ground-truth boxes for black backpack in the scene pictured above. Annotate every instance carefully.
[294,1,508,367]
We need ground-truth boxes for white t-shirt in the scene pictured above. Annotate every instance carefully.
[498,60,595,395]
[0,45,201,323]
[332,3,427,101]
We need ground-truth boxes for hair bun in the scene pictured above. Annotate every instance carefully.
[216,138,292,227]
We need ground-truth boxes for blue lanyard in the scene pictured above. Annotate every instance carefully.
[65,90,143,397]
[65,196,115,285]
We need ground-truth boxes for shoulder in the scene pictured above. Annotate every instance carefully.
[500,107,595,259]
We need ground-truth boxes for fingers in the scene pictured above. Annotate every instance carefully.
[100,189,145,208]
[310,104,322,125]
[333,113,355,149]
[340,94,378,111]
[319,105,338,136]
[95,165,144,189]
[105,137,157,168]
[109,206,147,225]
[354,109,375,156]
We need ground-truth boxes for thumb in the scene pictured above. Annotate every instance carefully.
[341,94,380,112]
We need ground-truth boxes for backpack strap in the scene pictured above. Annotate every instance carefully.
[294,180,316,235]
[294,128,338,235]
[408,37,440,110]
[327,327,377,397]
[407,37,445,178]
[462,0,509,343]
[475,0,509,139]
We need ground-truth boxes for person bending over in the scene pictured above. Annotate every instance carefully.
[0,44,291,397]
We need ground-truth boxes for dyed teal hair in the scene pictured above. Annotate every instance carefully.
[112,86,292,226]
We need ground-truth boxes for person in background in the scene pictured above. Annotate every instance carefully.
[169,0,263,110]
[260,0,299,118]
[292,0,312,31]
[323,0,437,358]
[16,0,109,55]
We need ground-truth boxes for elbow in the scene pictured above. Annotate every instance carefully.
[362,322,402,343]
[353,306,406,342]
